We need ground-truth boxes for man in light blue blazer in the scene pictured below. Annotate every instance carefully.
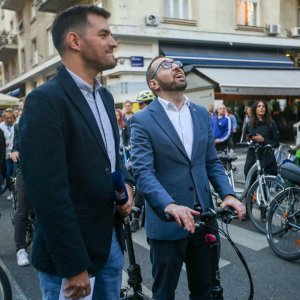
[131,55,246,300]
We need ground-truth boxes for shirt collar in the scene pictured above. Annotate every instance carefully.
[157,95,190,111]
[66,67,102,94]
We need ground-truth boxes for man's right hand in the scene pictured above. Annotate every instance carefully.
[64,270,91,299]
[164,203,200,234]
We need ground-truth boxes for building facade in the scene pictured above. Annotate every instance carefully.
[1,0,300,111]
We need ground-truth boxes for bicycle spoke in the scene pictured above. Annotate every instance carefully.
[267,187,300,260]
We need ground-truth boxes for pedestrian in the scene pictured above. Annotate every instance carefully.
[211,104,232,152]
[0,128,6,194]
[115,108,129,161]
[240,105,253,142]
[0,108,16,200]
[10,102,31,267]
[226,107,238,152]
[19,5,134,300]
[130,55,245,300]
[122,100,134,150]
[207,104,215,120]
[136,90,155,111]
[244,100,279,178]
[129,90,156,233]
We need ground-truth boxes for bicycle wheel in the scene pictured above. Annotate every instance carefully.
[0,265,12,300]
[246,176,284,233]
[266,187,300,261]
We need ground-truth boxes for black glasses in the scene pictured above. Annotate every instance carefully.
[151,60,183,80]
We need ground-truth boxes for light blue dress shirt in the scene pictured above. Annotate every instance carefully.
[66,68,116,172]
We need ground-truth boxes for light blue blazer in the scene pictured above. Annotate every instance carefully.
[131,99,234,240]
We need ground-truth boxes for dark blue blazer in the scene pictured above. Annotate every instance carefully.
[131,99,234,240]
[19,66,133,277]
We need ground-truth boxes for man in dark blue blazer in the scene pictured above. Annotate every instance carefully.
[131,56,246,300]
[19,6,133,300]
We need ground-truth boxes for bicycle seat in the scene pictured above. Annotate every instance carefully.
[217,153,238,163]
[281,162,300,185]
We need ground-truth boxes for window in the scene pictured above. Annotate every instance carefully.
[164,0,191,19]
[20,48,26,73]
[298,0,300,26]
[31,38,38,66]
[47,27,54,56]
[236,0,259,27]
[31,3,37,22]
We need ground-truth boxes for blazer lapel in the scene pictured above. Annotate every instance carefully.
[149,99,189,160]
[189,103,201,160]
[56,67,109,159]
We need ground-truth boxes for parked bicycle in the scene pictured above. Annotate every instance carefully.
[266,161,300,261]
[245,143,285,233]
[213,143,284,234]
[0,212,13,300]
[165,206,254,300]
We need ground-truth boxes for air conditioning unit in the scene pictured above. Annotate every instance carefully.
[266,24,281,35]
[291,27,300,37]
[145,15,160,26]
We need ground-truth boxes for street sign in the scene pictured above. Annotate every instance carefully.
[131,56,144,67]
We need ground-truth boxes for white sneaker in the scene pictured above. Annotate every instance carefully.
[6,193,13,201]
[16,249,30,267]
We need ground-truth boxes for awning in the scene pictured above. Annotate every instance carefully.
[194,68,300,96]
[161,44,294,68]
[0,93,19,107]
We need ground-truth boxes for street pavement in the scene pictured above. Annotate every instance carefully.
[0,148,299,300]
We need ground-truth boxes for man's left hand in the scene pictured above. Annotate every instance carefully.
[116,183,133,217]
[220,195,246,220]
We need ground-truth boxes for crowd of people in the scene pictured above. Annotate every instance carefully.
[1,4,296,300]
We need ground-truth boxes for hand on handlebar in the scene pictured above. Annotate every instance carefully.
[220,196,246,221]
[164,203,200,233]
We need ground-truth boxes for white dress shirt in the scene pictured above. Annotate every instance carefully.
[157,96,194,159]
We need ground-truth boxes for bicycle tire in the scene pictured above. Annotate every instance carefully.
[0,265,12,300]
[246,176,284,233]
[266,187,300,261]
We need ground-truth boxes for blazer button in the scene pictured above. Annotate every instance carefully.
[189,187,194,191]
[104,168,111,175]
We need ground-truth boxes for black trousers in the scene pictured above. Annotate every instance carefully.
[148,224,219,300]
[14,172,31,251]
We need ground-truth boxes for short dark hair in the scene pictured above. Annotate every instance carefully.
[146,55,165,85]
[51,5,111,55]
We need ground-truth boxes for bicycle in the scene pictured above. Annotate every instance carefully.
[266,162,300,261]
[120,212,152,300]
[245,143,285,233]
[0,212,13,300]
[165,206,254,300]
[10,175,35,247]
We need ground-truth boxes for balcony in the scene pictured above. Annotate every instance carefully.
[36,0,79,13]
[1,0,23,11]
[0,32,17,61]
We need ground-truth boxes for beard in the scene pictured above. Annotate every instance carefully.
[82,48,117,72]
[156,77,187,92]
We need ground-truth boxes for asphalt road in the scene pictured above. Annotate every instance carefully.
[0,148,299,300]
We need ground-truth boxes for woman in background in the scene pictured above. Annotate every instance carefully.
[244,100,279,178]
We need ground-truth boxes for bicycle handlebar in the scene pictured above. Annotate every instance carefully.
[164,206,238,224]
